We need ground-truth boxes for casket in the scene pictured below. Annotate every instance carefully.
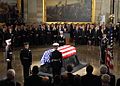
[39,45,87,77]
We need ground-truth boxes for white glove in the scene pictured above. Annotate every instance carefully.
[6,59,10,62]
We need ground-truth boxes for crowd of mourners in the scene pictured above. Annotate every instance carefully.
[0,22,120,86]
[0,22,120,48]
[0,64,120,86]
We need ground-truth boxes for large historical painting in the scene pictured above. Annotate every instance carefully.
[45,0,94,22]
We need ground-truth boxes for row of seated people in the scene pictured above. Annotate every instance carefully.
[1,22,120,48]
[0,64,120,86]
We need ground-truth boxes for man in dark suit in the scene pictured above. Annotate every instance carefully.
[24,65,43,86]
[99,64,116,86]
[50,43,63,78]
[73,26,80,46]
[0,69,21,86]
[20,42,32,82]
[81,65,101,86]
[116,78,120,86]
[61,64,81,86]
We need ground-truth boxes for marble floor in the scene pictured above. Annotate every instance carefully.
[0,43,120,85]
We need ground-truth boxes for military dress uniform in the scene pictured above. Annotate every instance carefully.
[5,45,13,70]
[50,43,63,77]
[100,35,108,64]
[57,31,66,46]
[5,39,13,70]
[57,35,66,46]
[20,45,32,81]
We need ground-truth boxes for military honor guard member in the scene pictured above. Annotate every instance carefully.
[100,34,109,64]
[50,43,63,77]
[57,31,66,46]
[20,42,32,81]
[5,39,13,70]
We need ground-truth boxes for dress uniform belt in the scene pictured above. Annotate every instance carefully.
[59,40,64,42]
[51,59,61,62]
[23,57,29,60]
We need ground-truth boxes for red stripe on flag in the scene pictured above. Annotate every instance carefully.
[63,51,76,59]
[59,46,76,53]
[105,48,114,70]
[58,45,76,59]
[58,45,71,50]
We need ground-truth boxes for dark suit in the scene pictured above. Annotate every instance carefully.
[46,28,52,45]
[34,29,40,45]
[118,27,120,46]
[20,48,32,81]
[116,78,120,86]
[81,74,101,86]
[92,28,100,46]
[51,29,59,43]
[109,73,115,86]
[82,29,88,45]
[87,29,94,45]
[24,75,43,86]
[73,29,80,45]
[0,79,21,86]
[64,73,81,86]
[99,73,115,86]
[0,29,3,47]
[50,49,62,77]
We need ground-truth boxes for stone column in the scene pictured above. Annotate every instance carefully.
[17,0,21,15]
[27,0,37,23]
[24,0,28,23]
[118,0,120,22]
[37,0,43,23]
[115,0,120,23]
[95,0,110,23]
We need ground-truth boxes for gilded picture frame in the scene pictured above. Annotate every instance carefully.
[43,0,95,24]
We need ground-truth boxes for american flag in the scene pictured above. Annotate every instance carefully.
[105,46,113,69]
[58,45,76,59]
[105,26,114,70]
[40,45,76,65]
[108,26,114,58]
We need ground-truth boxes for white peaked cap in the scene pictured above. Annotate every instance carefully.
[53,43,59,46]
[5,39,11,45]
